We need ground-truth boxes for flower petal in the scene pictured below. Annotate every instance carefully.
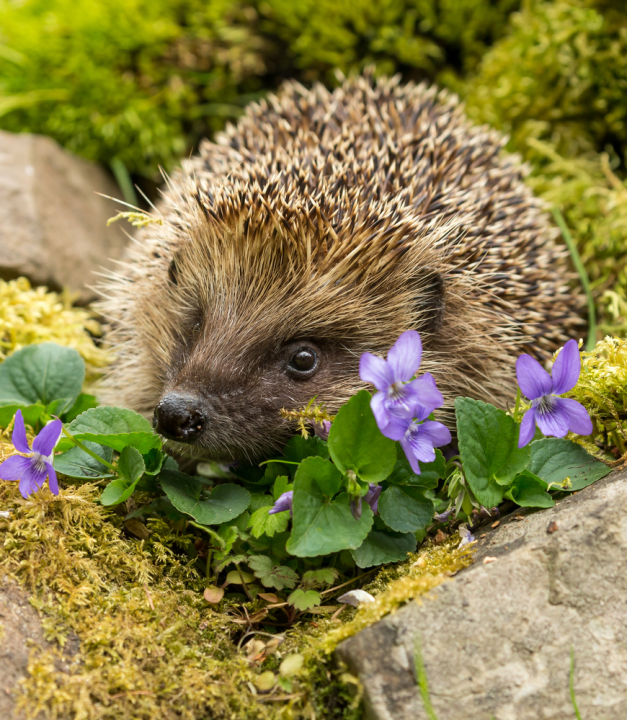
[18,462,48,499]
[407,427,437,464]
[370,391,392,433]
[418,420,452,449]
[404,373,444,419]
[386,330,423,382]
[516,354,553,400]
[551,339,581,395]
[364,484,382,514]
[380,415,411,441]
[359,353,394,391]
[11,410,31,454]
[269,491,293,516]
[518,407,537,448]
[535,399,570,438]
[0,455,33,482]
[400,436,421,474]
[32,419,63,457]
[45,462,59,495]
[556,397,593,437]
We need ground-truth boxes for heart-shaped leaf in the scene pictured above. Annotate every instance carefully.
[456,397,530,507]
[328,390,396,483]
[378,485,434,533]
[159,469,251,525]
[67,406,161,454]
[528,438,611,491]
[0,343,84,414]
[504,470,554,508]
[351,527,416,568]
[54,442,114,479]
[287,472,373,557]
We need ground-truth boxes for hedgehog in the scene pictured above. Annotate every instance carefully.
[98,72,583,463]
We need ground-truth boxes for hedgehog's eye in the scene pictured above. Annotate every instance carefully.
[287,347,318,377]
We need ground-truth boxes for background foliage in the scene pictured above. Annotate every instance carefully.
[0,0,625,333]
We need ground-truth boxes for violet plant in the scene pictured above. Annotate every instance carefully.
[0,334,610,616]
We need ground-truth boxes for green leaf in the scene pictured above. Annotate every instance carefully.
[0,343,84,413]
[54,442,114,480]
[159,469,251,525]
[0,403,45,429]
[298,455,342,497]
[301,568,339,587]
[504,471,555,508]
[100,477,141,506]
[247,506,289,538]
[67,407,161,453]
[528,438,611,491]
[142,448,166,475]
[287,588,322,611]
[328,390,397,482]
[387,449,445,489]
[283,435,329,463]
[62,393,98,423]
[351,528,417,568]
[117,446,145,484]
[273,475,292,500]
[287,472,373,557]
[247,555,299,590]
[456,397,530,507]
[378,485,434,533]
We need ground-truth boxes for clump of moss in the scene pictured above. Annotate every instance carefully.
[0,419,472,719]
[0,0,519,180]
[0,277,110,375]
[566,336,627,460]
[464,0,627,337]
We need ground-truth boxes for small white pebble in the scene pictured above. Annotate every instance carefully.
[337,589,375,607]
[0,510,11,519]
[483,556,498,565]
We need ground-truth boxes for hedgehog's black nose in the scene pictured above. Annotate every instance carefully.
[153,393,206,442]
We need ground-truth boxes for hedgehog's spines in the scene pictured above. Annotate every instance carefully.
[97,72,583,460]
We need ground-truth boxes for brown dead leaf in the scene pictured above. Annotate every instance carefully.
[258,592,280,603]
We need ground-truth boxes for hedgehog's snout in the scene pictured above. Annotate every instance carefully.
[153,392,207,443]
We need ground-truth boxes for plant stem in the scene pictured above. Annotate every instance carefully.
[414,636,439,720]
[570,647,582,720]
[513,386,522,423]
[258,459,300,467]
[552,207,597,351]
[60,427,117,471]
[236,564,254,602]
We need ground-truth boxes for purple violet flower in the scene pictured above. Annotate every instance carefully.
[350,483,382,521]
[0,410,62,499]
[359,330,444,435]
[516,339,593,448]
[434,507,454,523]
[312,419,332,441]
[269,490,293,517]
[384,403,452,475]
[458,523,475,548]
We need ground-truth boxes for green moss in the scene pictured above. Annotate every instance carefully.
[566,337,627,459]
[464,0,627,337]
[0,0,519,179]
[0,277,110,375]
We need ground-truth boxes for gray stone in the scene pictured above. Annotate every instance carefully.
[0,131,128,302]
[336,468,627,720]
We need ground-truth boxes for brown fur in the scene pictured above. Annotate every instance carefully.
[98,72,583,461]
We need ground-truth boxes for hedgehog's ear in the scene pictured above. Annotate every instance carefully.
[412,268,445,336]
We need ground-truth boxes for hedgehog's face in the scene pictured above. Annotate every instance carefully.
[152,329,357,462]
[138,210,452,463]
[148,248,368,462]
